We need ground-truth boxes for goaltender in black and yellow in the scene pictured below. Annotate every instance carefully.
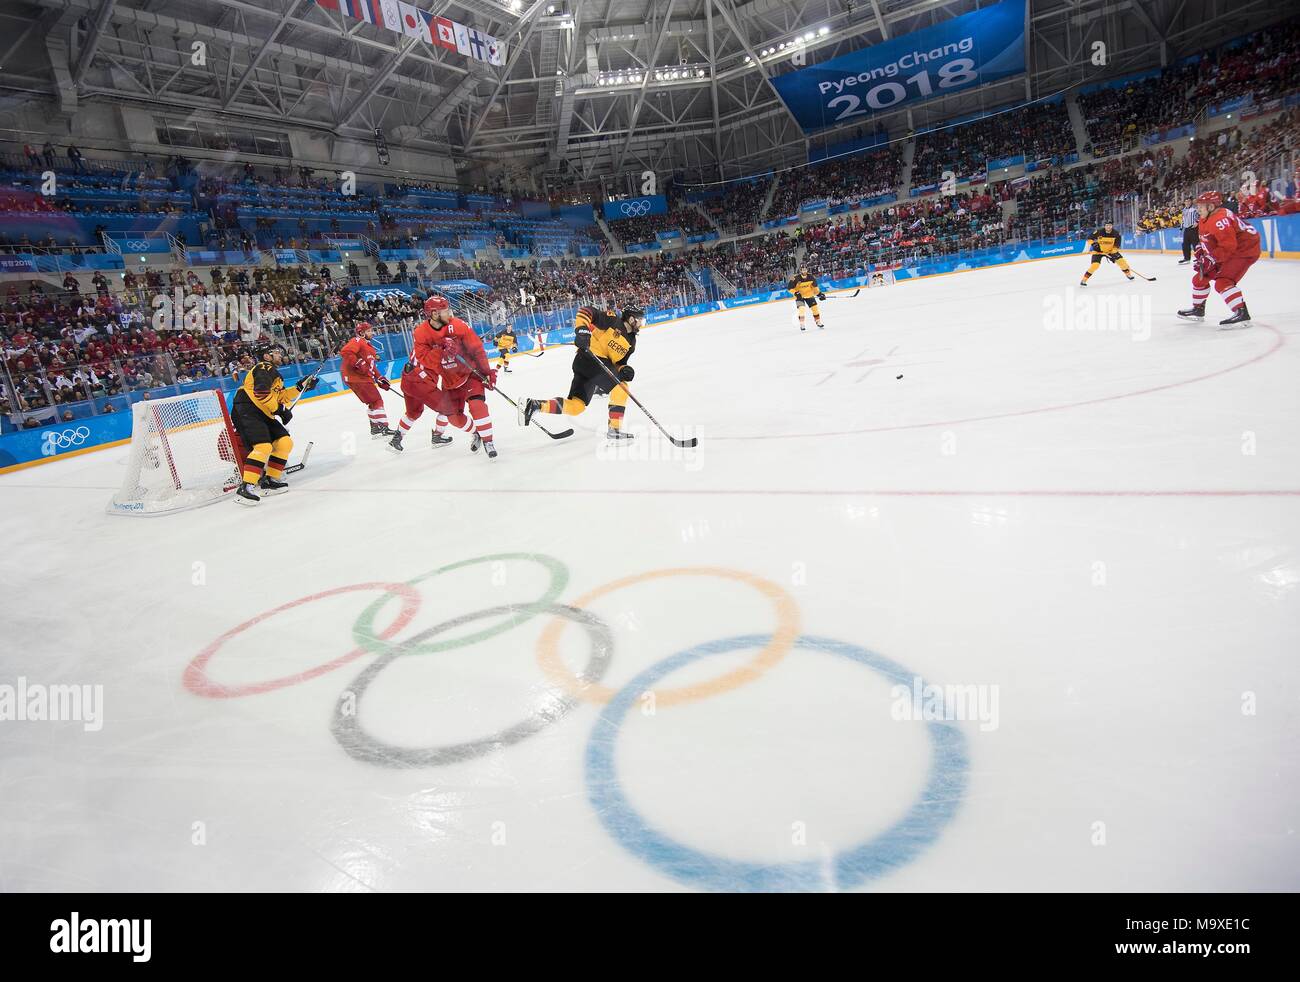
[518,305,645,440]
[230,345,319,505]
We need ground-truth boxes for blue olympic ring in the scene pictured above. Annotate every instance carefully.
[584,633,969,892]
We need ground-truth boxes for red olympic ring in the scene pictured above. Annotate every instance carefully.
[183,582,421,699]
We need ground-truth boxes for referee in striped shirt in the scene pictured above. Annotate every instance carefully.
[1179,198,1198,264]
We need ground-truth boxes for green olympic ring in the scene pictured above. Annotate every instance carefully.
[351,552,569,658]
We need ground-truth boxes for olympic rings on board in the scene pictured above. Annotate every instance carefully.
[331,604,613,768]
[535,567,800,707]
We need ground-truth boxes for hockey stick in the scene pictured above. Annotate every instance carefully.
[591,359,698,449]
[821,289,862,300]
[1128,268,1157,282]
[286,356,331,409]
[285,441,314,474]
[454,355,574,440]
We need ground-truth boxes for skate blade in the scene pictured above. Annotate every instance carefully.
[235,495,260,507]
[1217,321,1252,331]
[259,486,289,496]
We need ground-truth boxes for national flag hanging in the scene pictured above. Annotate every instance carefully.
[378,0,402,32]
[395,1,430,42]
[314,0,505,66]
[432,16,458,52]
[465,28,490,63]
[453,22,472,59]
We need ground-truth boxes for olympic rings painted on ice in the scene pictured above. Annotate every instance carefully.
[535,567,799,707]
[331,604,613,768]
[584,634,970,892]
[351,553,569,658]
[184,582,422,698]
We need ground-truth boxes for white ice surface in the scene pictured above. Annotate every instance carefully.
[1,253,1298,891]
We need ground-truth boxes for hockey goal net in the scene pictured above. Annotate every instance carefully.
[868,268,896,288]
[108,391,243,516]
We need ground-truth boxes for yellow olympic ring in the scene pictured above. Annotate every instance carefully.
[535,567,800,707]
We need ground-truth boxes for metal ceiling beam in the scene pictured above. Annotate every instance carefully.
[72,0,117,87]
[611,0,677,174]
[708,0,804,133]
[463,0,550,149]
[223,0,303,109]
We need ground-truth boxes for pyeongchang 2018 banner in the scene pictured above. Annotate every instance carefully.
[771,0,1027,133]
[602,195,668,222]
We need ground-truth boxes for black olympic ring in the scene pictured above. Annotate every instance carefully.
[330,603,613,769]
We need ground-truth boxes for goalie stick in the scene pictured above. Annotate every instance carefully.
[591,358,698,449]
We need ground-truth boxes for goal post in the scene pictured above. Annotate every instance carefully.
[107,390,244,516]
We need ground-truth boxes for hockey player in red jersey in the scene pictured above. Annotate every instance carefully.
[387,295,500,458]
[1178,190,1261,328]
[340,321,395,438]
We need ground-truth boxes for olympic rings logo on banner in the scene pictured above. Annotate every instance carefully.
[619,200,652,217]
[41,426,91,455]
[125,239,152,251]
[184,554,969,891]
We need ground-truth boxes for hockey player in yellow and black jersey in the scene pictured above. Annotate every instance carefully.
[494,327,518,373]
[789,266,825,331]
[1080,221,1136,286]
[229,345,318,505]
[518,305,645,440]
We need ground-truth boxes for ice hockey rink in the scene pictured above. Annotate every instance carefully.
[2,252,1298,892]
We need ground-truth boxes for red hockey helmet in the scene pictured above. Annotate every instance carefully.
[423,295,450,316]
[356,320,373,335]
[1196,190,1223,208]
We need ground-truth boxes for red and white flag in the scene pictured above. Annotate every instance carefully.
[397,1,431,42]
[432,16,458,52]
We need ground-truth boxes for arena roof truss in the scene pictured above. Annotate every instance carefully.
[4,0,1293,186]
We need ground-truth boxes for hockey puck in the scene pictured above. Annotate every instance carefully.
[896,374,903,379]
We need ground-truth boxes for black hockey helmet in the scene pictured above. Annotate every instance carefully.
[621,307,645,331]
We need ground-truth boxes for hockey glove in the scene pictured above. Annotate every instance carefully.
[298,374,320,392]
[276,407,293,425]
[616,364,635,382]
[1193,246,1219,279]
[484,367,498,390]
[574,330,592,351]
[817,291,826,300]
[375,376,391,391]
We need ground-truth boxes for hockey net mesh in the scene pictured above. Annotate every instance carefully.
[108,392,241,515]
